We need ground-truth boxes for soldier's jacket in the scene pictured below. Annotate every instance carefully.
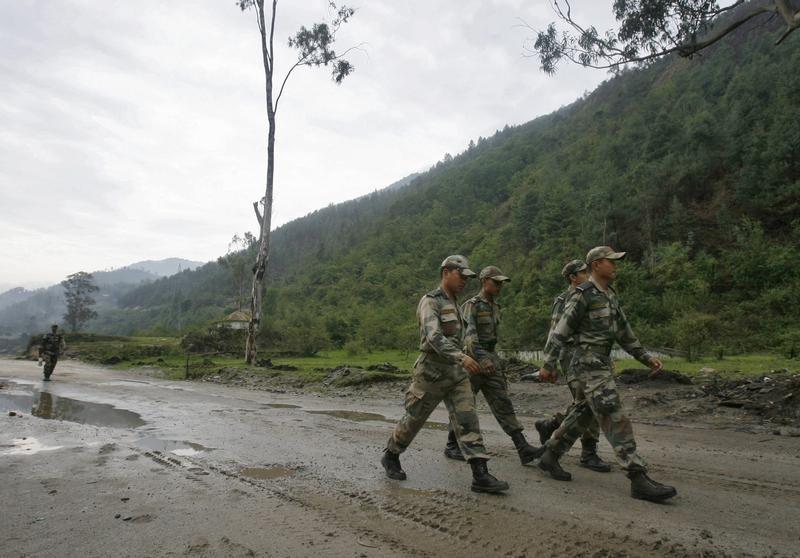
[462,293,500,363]
[417,287,466,366]
[549,287,576,371]
[543,276,651,372]
[40,333,65,355]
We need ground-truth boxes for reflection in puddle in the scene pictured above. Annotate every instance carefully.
[306,409,446,430]
[135,437,210,457]
[1,437,64,455]
[0,381,146,429]
[240,466,295,479]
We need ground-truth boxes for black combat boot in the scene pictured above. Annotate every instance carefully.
[381,449,407,480]
[469,458,509,494]
[443,429,465,461]
[534,415,562,445]
[537,447,572,481]
[510,430,545,465]
[628,470,677,502]
[579,441,611,472]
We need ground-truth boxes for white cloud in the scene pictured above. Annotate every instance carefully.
[0,0,616,287]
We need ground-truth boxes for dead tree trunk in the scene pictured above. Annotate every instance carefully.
[245,0,277,365]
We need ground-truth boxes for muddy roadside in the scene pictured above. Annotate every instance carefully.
[190,359,800,436]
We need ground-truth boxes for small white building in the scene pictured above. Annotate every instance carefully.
[219,310,250,330]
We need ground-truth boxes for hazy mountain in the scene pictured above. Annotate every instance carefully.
[0,257,206,336]
[126,258,205,277]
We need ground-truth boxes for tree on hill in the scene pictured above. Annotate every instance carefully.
[526,0,800,73]
[217,232,256,312]
[236,0,359,364]
[61,272,99,332]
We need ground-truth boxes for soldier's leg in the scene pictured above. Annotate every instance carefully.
[477,372,522,435]
[42,354,56,380]
[386,381,444,454]
[584,371,677,501]
[545,379,596,456]
[477,372,543,463]
[571,381,610,472]
[443,379,510,493]
[441,378,489,461]
[582,372,647,472]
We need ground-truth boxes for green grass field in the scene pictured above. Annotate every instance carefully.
[65,335,797,382]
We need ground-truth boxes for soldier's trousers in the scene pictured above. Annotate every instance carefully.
[565,382,601,453]
[42,353,58,377]
[446,369,523,437]
[546,368,647,472]
[387,376,489,461]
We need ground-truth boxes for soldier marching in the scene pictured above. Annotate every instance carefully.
[382,247,677,503]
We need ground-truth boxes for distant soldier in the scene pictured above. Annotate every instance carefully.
[38,324,66,382]
[443,265,542,465]
[537,247,677,503]
[382,255,509,493]
[535,259,611,473]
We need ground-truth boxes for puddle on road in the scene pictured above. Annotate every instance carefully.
[262,403,302,409]
[240,466,295,480]
[1,437,64,455]
[306,409,447,430]
[0,380,146,429]
[135,437,210,457]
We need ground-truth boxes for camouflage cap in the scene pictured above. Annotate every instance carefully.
[479,265,510,282]
[586,246,627,265]
[561,259,587,278]
[440,255,477,277]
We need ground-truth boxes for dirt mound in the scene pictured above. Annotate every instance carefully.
[617,368,693,385]
[321,366,407,388]
[501,358,540,382]
[366,362,400,372]
[701,372,800,425]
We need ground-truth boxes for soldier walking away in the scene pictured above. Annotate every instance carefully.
[382,255,509,494]
[38,324,66,382]
[536,247,677,503]
[443,265,543,465]
[534,260,611,473]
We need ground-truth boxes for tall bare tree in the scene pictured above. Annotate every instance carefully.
[524,0,800,74]
[61,271,99,332]
[237,0,357,363]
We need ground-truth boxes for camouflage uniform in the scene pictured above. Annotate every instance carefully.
[550,287,601,450]
[39,331,65,379]
[542,276,651,472]
[460,293,523,435]
[387,286,489,461]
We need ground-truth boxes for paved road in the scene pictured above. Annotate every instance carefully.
[2,359,799,557]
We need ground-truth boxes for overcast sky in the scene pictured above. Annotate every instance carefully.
[0,0,616,290]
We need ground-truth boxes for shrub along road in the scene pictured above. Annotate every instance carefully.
[1,358,799,557]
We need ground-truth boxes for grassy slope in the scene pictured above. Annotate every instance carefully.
[64,335,796,382]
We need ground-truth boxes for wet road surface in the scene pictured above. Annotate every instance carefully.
[2,359,799,557]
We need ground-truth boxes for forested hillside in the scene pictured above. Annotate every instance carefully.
[88,13,800,357]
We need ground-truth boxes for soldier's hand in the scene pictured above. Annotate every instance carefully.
[648,357,664,375]
[538,366,558,383]
[480,358,496,374]
[462,355,481,376]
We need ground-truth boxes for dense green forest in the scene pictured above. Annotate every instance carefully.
[88,15,800,358]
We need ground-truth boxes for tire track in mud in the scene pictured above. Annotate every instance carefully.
[128,444,796,557]
[654,462,800,495]
[131,447,746,558]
